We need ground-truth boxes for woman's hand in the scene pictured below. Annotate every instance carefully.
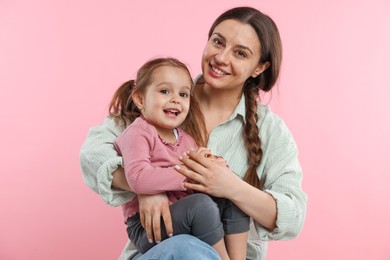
[138,193,173,243]
[175,148,241,198]
[177,148,278,230]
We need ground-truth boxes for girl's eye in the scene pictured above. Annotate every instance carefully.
[180,92,189,98]
[160,89,169,94]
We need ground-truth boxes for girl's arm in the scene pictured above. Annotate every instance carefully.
[115,124,189,195]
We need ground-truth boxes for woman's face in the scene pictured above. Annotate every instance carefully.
[201,19,267,92]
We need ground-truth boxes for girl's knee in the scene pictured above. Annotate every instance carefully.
[187,193,216,209]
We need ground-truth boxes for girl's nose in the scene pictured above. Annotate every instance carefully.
[170,94,180,104]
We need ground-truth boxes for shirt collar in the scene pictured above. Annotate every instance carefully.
[230,94,246,122]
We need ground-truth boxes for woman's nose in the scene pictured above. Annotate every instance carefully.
[215,49,230,65]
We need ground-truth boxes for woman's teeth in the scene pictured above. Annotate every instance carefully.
[211,65,226,75]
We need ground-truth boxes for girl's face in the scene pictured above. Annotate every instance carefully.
[133,66,192,135]
[201,19,268,92]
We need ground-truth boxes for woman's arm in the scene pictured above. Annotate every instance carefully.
[138,193,173,243]
[176,152,276,229]
[80,117,174,240]
[176,115,307,240]
[111,167,131,191]
[79,116,135,206]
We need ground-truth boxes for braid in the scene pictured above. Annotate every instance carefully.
[243,81,263,190]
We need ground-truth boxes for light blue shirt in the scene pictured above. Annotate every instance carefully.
[206,95,307,259]
[80,94,307,260]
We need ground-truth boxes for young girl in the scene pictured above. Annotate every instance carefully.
[112,57,248,259]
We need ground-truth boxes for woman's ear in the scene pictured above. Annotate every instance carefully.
[132,92,144,110]
[252,61,270,78]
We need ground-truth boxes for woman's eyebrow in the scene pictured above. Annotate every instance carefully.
[212,32,225,40]
[212,32,254,55]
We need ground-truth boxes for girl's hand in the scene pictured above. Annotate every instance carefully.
[175,149,241,198]
[195,147,228,167]
[138,193,173,243]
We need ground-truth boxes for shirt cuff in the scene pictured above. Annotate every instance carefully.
[96,157,135,206]
[256,189,299,240]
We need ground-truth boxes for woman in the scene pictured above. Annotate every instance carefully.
[80,6,307,260]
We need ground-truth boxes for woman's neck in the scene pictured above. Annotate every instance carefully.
[195,83,242,134]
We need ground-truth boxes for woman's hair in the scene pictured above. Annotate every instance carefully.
[109,57,207,147]
[208,7,283,189]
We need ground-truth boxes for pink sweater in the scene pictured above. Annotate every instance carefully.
[115,117,197,219]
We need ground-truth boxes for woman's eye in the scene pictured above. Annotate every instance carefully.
[235,50,247,58]
[212,38,223,47]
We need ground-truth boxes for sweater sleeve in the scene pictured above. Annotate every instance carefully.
[115,123,188,195]
[255,110,308,241]
[79,117,135,206]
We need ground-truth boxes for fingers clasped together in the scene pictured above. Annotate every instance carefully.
[174,147,234,197]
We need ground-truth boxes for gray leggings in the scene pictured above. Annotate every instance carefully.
[127,193,249,254]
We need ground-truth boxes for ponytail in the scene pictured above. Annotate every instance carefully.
[108,80,141,127]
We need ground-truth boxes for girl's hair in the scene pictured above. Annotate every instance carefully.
[109,57,207,147]
[208,7,283,189]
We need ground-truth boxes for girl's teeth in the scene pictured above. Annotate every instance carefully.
[165,109,179,116]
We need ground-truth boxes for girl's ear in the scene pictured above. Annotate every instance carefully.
[251,61,270,78]
[132,92,144,110]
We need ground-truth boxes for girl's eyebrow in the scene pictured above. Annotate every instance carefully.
[156,81,174,87]
[212,32,254,55]
[156,82,192,91]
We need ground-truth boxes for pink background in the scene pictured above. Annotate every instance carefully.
[1,0,389,259]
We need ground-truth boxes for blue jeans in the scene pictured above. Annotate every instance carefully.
[131,234,221,260]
